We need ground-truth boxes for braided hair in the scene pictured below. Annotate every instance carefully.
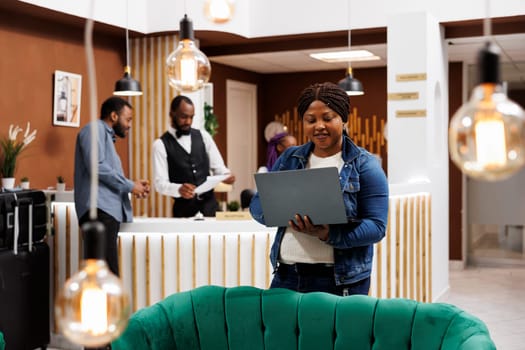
[296,82,350,122]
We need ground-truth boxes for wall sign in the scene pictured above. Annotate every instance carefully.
[396,109,427,118]
[396,73,427,82]
[388,92,419,100]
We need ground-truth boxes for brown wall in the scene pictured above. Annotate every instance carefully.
[209,62,262,163]
[448,62,464,260]
[0,10,127,189]
[259,67,388,168]
[210,65,387,170]
[509,89,525,108]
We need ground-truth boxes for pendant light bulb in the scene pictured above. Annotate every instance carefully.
[55,221,130,347]
[449,42,525,181]
[204,0,235,24]
[166,15,211,92]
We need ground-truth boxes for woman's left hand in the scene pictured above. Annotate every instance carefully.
[289,214,329,241]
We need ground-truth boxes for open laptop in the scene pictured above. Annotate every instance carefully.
[254,167,349,227]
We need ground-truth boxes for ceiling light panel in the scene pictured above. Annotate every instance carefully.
[310,50,381,63]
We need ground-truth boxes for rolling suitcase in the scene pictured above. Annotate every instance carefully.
[0,189,50,350]
[0,190,47,249]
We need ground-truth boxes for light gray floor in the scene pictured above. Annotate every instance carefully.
[48,266,525,350]
[441,266,525,350]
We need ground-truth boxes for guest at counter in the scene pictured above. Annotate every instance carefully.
[258,132,297,173]
[74,96,150,277]
[152,95,235,218]
[250,82,389,297]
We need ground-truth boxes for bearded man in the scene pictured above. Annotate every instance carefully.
[152,95,235,218]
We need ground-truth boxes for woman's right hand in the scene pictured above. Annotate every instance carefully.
[289,214,329,241]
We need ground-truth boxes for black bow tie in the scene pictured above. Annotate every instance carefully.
[176,129,191,138]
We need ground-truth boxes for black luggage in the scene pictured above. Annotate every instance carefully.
[0,189,50,349]
[0,242,50,349]
[0,190,47,248]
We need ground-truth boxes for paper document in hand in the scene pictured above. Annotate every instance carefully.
[195,175,230,194]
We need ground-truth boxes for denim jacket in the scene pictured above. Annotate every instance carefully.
[250,135,389,285]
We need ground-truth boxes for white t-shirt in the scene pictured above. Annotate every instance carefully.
[279,151,343,264]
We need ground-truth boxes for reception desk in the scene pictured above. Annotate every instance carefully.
[52,192,431,313]
[118,219,276,311]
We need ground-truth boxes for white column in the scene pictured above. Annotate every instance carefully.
[387,11,450,301]
[186,83,213,131]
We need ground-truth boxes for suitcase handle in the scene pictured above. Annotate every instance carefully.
[10,194,34,254]
[5,197,33,229]
[15,197,34,206]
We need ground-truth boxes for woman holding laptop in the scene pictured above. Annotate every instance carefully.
[250,82,389,296]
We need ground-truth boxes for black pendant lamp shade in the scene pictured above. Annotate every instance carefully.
[180,14,195,41]
[81,220,107,260]
[338,67,364,96]
[114,66,143,96]
[478,41,500,84]
[113,1,142,97]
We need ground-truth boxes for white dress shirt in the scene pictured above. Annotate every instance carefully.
[152,126,231,198]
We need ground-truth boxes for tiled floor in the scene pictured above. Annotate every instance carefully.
[48,266,525,350]
[440,266,525,350]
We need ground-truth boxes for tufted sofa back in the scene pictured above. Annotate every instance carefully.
[112,285,495,350]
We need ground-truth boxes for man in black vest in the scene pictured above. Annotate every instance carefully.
[152,95,235,217]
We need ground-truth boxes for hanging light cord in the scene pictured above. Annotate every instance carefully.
[483,0,522,78]
[125,0,130,67]
[483,0,491,38]
[347,0,351,72]
[84,0,99,220]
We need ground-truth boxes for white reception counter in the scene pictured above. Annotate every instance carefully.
[52,192,432,313]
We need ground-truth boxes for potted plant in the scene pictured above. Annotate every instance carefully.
[204,102,219,137]
[0,123,37,189]
[227,200,240,212]
[20,176,30,189]
[56,175,66,192]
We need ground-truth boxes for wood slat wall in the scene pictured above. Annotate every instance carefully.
[274,107,386,161]
[129,35,178,218]
[370,193,432,302]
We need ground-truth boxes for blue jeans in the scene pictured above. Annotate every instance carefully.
[270,263,370,296]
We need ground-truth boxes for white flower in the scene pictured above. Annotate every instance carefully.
[23,126,37,147]
[8,124,22,141]
[23,122,31,138]
[2,122,37,178]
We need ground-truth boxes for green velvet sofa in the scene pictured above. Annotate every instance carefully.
[112,285,495,350]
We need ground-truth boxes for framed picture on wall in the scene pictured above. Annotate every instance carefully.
[53,70,82,127]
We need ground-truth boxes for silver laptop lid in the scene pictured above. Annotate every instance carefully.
[254,167,348,227]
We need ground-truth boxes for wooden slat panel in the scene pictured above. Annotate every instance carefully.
[146,236,150,306]
[416,196,422,301]
[395,198,401,298]
[428,195,433,302]
[409,197,414,300]
[132,235,137,312]
[376,240,383,298]
[161,236,165,299]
